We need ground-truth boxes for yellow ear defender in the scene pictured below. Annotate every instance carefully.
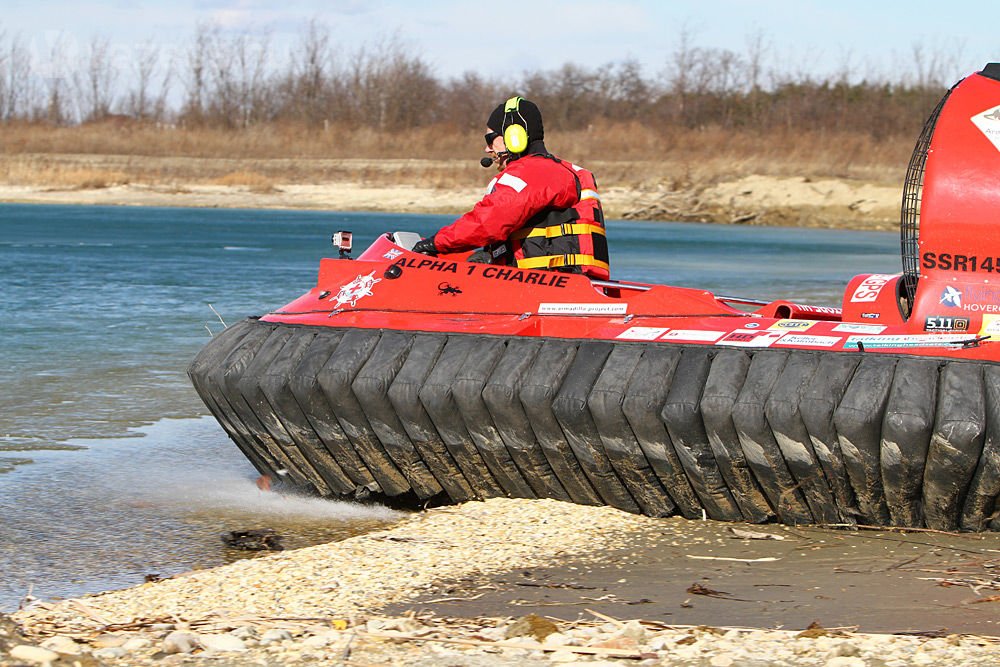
[502,96,529,154]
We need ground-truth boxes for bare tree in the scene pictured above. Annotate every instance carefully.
[0,29,11,120]
[207,29,272,128]
[180,23,212,125]
[0,31,34,121]
[341,34,440,130]
[741,30,773,127]
[743,30,771,93]
[0,20,950,144]
[908,40,965,89]
[606,59,654,119]
[520,63,602,129]
[40,37,72,124]
[439,71,504,128]
[285,19,335,127]
[125,44,170,120]
[662,25,699,122]
[73,36,119,121]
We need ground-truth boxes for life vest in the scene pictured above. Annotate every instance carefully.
[507,160,610,280]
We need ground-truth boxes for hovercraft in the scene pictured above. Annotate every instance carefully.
[190,64,1000,530]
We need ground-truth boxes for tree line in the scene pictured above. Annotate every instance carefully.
[0,22,967,139]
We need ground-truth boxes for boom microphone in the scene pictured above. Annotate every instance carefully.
[480,156,495,168]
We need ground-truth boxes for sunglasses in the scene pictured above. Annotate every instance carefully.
[484,131,500,147]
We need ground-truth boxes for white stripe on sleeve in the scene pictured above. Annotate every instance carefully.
[497,172,527,192]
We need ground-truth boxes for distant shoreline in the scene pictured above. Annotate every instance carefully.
[0,176,901,231]
[0,156,902,231]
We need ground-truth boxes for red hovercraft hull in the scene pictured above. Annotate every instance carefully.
[190,65,1000,530]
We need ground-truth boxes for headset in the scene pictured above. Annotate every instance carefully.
[502,96,529,154]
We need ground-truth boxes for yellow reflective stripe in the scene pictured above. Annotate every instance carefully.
[516,254,611,270]
[580,188,600,201]
[510,223,606,240]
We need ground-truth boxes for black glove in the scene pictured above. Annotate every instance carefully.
[467,249,492,264]
[412,235,438,256]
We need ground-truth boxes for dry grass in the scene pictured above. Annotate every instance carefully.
[0,158,130,189]
[209,170,279,193]
[0,120,911,191]
[557,122,910,185]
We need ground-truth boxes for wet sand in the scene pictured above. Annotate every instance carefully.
[391,519,1000,636]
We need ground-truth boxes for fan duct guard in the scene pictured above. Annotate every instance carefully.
[899,89,953,313]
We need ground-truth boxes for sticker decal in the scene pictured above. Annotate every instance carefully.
[616,326,670,341]
[940,286,962,308]
[843,333,979,349]
[777,334,841,347]
[980,315,1000,336]
[382,248,403,260]
[769,319,817,331]
[479,265,569,287]
[938,284,1000,313]
[660,329,726,342]
[850,274,896,302]
[922,252,1000,273]
[789,304,842,317]
[972,104,1000,153]
[924,315,970,331]
[833,323,886,334]
[719,330,784,348]
[334,271,381,308]
[538,303,628,315]
[393,258,571,287]
[438,282,462,296]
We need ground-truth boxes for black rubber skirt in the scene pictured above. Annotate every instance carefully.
[188,318,1000,530]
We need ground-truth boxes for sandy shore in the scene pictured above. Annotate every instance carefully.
[0,169,902,230]
[6,498,1000,666]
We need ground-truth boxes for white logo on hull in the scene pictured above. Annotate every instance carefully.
[334,272,381,308]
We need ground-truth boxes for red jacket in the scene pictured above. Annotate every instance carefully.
[434,154,579,252]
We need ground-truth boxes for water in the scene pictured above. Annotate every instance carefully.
[0,417,399,610]
[0,203,901,611]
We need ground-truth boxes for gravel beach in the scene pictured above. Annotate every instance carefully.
[5,498,1000,666]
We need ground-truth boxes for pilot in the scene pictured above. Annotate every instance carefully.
[412,96,609,279]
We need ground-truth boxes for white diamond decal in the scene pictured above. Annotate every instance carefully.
[971,104,1000,152]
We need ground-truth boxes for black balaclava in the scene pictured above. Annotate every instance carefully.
[486,97,545,157]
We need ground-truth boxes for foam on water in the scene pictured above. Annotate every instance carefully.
[142,461,401,523]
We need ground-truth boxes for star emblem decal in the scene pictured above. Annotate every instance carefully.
[333,271,381,308]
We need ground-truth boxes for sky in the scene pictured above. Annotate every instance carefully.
[2,0,999,87]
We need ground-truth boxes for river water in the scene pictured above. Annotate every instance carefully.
[0,203,900,611]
